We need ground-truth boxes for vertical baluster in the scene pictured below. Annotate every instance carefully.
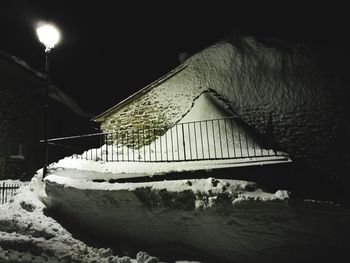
[218,119,223,159]
[252,136,257,157]
[188,123,192,160]
[105,133,108,161]
[231,119,236,158]
[143,126,146,162]
[181,123,186,160]
[165,126,169,162]
[115,130,119,162]
[132,129,135,162]
[137,128,140,162]
[211,120,217,159]
[205,120,210,159]
[245,128,250,157]
[149,127,151,162]
[194,122,198,160]
[170,126,174,161]
[154,127,157,161]
[127,130,130,162]
[176,124,180,161]
[199,121,204,160]
[159,127,163,161]
[121,132,124,161]
[238,122,243,157]
[1,183,4,204]
[111,133,114,161]
[224,119,229,158]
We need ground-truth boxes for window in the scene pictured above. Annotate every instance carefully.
[10,141,24,160]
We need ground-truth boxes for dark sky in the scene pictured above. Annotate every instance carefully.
[1,1,349,115]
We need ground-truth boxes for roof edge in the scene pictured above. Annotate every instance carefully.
[92,63,189,122]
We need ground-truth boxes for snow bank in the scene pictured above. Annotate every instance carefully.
[0,172,159,262]
[44,174,350,262]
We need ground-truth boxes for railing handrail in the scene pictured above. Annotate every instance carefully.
[40,116,242,143]
[40,132,107,143]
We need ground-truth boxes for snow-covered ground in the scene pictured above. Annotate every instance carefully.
[1,166,350,262]
[0,172,161,263]
[42,171,350,263]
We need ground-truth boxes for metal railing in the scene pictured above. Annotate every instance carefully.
[43,117,286,163]
[0,183,22,205]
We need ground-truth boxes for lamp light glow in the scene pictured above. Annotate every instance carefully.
[36,24,60,50]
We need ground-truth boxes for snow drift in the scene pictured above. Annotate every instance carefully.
[43,174,350,263]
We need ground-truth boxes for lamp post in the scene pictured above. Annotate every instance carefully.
[36,24,60,178]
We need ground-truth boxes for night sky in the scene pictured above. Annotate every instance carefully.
[1,1,349,115]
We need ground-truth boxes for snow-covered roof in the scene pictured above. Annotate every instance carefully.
[0,50,93,118]
[92,32,321,128]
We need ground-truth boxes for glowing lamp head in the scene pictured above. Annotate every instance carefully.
[36,24,60,51]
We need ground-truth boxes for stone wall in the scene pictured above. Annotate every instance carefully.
[100,65,202,147]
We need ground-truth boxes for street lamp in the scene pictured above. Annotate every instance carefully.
[36,23,60,178]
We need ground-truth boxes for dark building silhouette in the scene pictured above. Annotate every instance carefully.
[0,50,93,180]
